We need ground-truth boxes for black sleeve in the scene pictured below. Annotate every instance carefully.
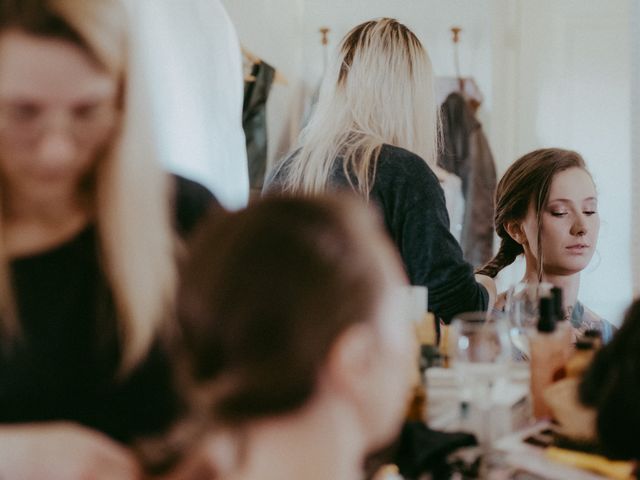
[375,149,488,322]
[172,175,222,237]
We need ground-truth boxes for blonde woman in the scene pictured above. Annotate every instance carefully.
[0,0,215,478]
[264,18,495,321]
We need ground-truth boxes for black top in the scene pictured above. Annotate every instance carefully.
[0,175,216,444]
[264,144,488,322]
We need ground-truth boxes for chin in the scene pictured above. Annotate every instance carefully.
[545,261,589,276]
[29,176,78,195]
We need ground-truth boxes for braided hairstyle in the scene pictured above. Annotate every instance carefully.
[477,148,588,278]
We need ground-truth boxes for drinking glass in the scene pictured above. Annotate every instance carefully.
[505,281,552,358]
[448,313,512,446]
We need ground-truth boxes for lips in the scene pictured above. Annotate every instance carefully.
[566,244,590,251]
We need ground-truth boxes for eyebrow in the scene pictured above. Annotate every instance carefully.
[547,197,598,203]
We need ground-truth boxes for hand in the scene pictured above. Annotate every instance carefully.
[0,422,140,480]
[475,273,497,312]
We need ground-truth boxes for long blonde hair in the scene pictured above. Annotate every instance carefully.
[0,0,177,373]
[278,18,439,197]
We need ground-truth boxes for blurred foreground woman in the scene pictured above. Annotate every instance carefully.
[164,195,415,480]
[0,0,216,477]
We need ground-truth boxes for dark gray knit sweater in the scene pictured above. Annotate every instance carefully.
[263,144,488,322]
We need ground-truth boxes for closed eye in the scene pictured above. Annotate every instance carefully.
[584,211,597,216]
[73,103,102,120]
[5,103,42,122]
[551,212,568,217]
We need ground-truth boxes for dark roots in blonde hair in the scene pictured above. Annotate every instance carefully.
[477,148,588,278]
[338,18,423,85]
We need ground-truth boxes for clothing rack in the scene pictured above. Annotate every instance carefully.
[241,45,288,85]
[434,26,482,112]
[319,27,330,74]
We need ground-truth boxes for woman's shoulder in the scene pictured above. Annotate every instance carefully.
[377,144,436,173]
[572,301,616,343]
[372,145,445,211]
[172,175,221,237]
[374,144,441,193]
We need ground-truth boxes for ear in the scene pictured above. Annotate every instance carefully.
[505,220,526,245]
[323,323,377,403]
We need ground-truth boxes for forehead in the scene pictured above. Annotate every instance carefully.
[548,167,596,200]
[0,29,117,102]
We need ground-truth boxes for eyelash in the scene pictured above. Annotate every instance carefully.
[550,211,597,217]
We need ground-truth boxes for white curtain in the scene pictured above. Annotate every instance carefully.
[123,0,249,210]
[633,0,640,296]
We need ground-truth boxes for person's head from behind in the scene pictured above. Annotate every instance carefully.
[332,18,436,157]
[0,0,176,372]
[286,18,437,195]
[478,148,599,281]
[579,298,640,459]
[178,195,414,470]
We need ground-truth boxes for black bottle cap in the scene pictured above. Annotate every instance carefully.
[551,286,564,321]
[538,297,556,332]
[584,329,602,339]
[575,340,594,350]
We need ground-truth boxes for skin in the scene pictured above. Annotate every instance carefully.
[0,29,118,258]
[0,30,136,480]
[507,167,600,314]
[160,278,415,480]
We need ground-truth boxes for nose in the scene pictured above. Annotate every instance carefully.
[35,119,77,170]
[570,214,588,237]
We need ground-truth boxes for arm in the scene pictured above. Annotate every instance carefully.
[0,422,140,480]
[379,152,490,322]
[475,273,496,312]
[398,201,490,322]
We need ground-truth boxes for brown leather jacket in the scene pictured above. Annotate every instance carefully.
[438,92,497,268]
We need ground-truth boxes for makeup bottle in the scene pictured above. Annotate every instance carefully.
[530,297,570,419]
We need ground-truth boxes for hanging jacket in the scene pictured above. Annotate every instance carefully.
[438,92,497,268]
[243,61,275,190]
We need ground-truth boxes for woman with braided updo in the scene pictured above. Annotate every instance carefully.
[477,148,614,341]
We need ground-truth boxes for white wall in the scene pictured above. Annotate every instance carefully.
[632,0,640,297]
[224,0,496,168]
[504,0,632,323]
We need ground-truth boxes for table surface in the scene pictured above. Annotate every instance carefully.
[425,365,617,479]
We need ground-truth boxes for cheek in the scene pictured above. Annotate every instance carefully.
[542,224,565,248]
[383,323,415,409]
[591,217,601,237]
[538,218,570,255]
[521,222,539,254]
[82,128,115,160]
[374,287,416,400]
[0,150,26,179]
